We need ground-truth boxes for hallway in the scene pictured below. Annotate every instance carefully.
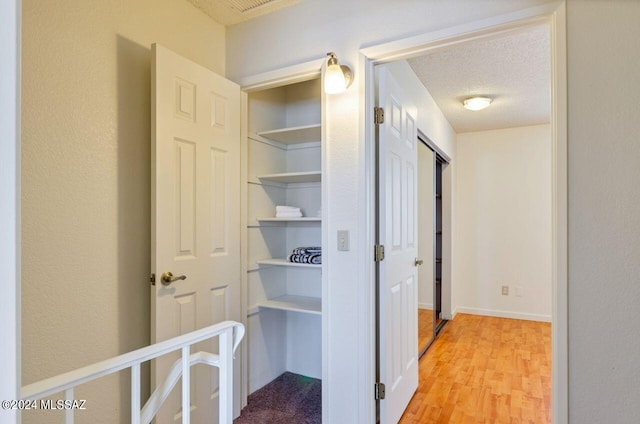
[400,314,551,423]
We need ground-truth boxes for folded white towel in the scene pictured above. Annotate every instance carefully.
[276,205,300,211]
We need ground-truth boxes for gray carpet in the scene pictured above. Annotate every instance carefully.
[234,372,321,424]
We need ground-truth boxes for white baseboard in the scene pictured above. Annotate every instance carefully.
[441,306,458,321]
[455,306,551,323]
[418,302,433,310]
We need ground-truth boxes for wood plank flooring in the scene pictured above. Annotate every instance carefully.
[400,313,551,424]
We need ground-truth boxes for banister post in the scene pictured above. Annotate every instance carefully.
[219,326,233,423]
[181,346,190,424]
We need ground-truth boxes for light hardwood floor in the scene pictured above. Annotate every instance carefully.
[400,313,551,424]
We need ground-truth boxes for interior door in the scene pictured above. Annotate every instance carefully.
[151,43,241,423]
[377,66,419,424]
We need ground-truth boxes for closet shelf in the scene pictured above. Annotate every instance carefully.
[257,171,321,184]
[257,217,321,223]
[255,295,321,315]
[256,258,322,268]
[257,124,321,144]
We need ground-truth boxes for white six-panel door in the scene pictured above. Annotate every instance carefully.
[377,66,419,424]
[151,44,241,423]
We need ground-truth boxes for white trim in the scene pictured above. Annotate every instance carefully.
[549,4,568,423]
[417,129,451,164]
[0,0,20,422]
[360,2,560,63]
[417,303,433,310]
[361,2,568,423]
[320,62,329,424]
[455,307,552,323]
[441,311,455,321]
[239,91,249,409]
[358,50,376,424]
[239,58,324,92]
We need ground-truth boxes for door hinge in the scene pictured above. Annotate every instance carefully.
[374,107,384,125]
[375,382,386,400]
[374,244,385,262]
[150,273,156,285]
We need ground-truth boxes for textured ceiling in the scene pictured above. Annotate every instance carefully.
[407,25,550,134]
[187,0,300,26]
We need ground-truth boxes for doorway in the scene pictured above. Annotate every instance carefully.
[366,4,567,422]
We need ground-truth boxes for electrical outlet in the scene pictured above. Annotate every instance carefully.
[501,285,509,296]
[337,230,350,251]
[515,286,523,297]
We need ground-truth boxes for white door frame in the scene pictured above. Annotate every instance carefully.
[1,0,21,422]
[360,2,568,423]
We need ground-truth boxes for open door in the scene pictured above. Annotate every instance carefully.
[377,66,419,423]
[151,44,242,422]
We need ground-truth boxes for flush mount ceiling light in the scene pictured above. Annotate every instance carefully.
[463,96,492,111]
[324,52,353,94]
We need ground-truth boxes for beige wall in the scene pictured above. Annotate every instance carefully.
[567,1,640,422]
[455,125,552,321]
[21,0,224,422]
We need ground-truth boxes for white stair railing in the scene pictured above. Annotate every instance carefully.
[21,320,245,424]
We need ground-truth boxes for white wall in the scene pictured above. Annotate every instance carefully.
[0,0,20,422]
[21,1,225,423]
[455,125,552,321]
[567,1,640,422]
[227,2,551,422]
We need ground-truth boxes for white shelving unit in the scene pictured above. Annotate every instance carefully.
[245,78,323,396]
[255,295,321,315]
[256,258,322,268]
[257,124,321,144]
[257,217,321,223]
[257,171,321,184]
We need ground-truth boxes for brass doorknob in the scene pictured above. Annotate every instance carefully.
[161,272,187,286]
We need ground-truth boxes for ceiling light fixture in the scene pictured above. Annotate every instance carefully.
[463,96,492,111]
[324,52,353,94]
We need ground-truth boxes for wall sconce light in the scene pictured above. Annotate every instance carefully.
[463,96,492,111]
[324,52,353,94]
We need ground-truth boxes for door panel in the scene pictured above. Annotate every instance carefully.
[378,67,419,424]
[418,143,435,352]
[152,44,241,423]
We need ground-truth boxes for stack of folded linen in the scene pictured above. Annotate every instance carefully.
[287,246,322,264]
[276,205,302,218]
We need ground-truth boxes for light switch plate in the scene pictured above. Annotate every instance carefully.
[337,230,350,251]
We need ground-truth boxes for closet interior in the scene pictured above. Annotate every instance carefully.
[417,138,448,357]
[434,157,445,332]
[243,78,323,419]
